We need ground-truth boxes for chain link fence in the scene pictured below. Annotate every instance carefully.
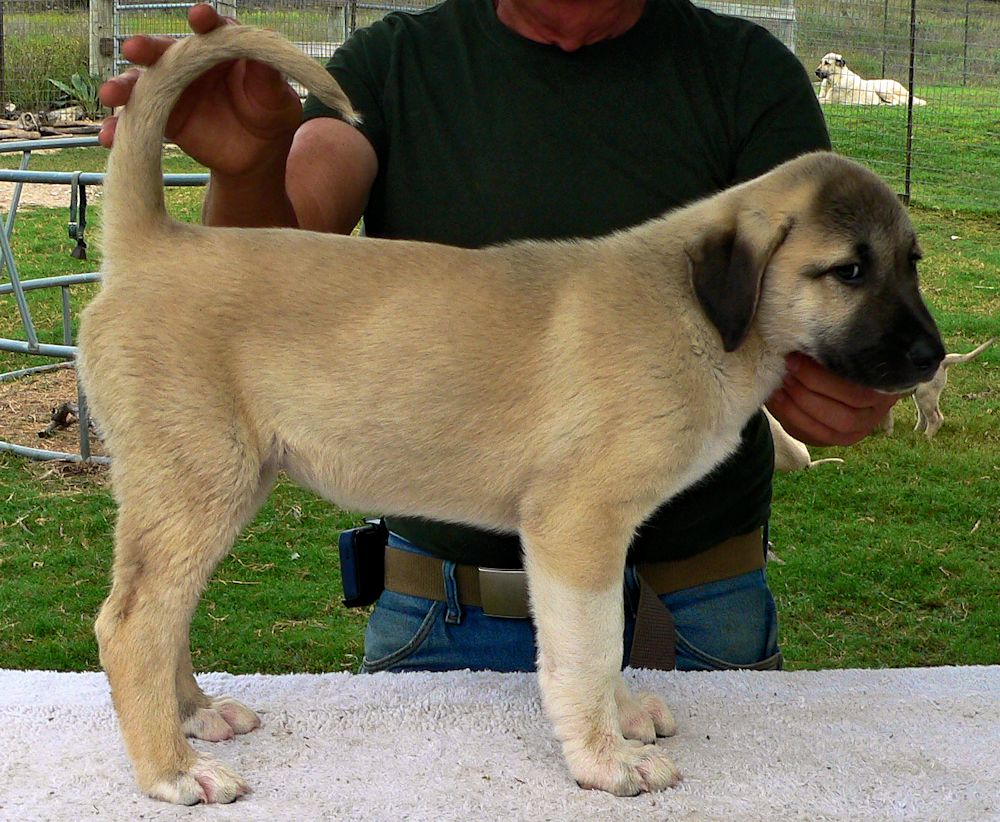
[2,0,999,212]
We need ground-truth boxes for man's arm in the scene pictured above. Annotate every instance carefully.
[201,140,299,228]
[99,5,375,234]
[286,117,378,234]
[203,117,377,233]
[100,5,307,231]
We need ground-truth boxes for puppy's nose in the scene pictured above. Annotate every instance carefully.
[908,337,945,380]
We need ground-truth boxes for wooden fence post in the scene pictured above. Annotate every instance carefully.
[89,0,114,81]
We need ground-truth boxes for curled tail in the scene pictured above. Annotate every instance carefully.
[102,24,359,254]
[942,337,995,368]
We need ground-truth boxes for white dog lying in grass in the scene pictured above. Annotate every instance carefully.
[816,53,927,106]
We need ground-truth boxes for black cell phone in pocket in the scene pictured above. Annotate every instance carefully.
[338,519,387,607]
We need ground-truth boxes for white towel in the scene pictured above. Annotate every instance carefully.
[1,666,997,821]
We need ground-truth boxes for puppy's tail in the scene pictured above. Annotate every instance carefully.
[102,24,358,253]
[942,337,995,369]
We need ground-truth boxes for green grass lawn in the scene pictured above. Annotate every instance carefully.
[1,146,997,674]
[0,459,371,672]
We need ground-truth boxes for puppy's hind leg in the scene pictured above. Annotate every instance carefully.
[178,629,261,742]
[522,500,680,795]
[178,464,278,743]
[879,408,895,435]
[95,453,273,804]
[913,366,949,438]
[913,390,944,438]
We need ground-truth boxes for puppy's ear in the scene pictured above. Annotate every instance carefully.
[685,210,792,353]
[836,56,846,66]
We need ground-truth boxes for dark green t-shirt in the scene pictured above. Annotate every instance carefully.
[303,0,830,567]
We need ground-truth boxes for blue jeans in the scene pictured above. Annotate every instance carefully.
[361,532,782,673]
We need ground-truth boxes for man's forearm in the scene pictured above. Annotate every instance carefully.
[201,151,298,228]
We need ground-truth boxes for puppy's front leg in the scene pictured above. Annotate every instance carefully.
[522,511,680,795]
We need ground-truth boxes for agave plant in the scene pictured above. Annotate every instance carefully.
[47,72,105,120]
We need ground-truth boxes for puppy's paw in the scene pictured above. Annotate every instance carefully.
[569,737,681,796]
[147,754,251,805]
[183,696,260,741]
[615,680,676,742]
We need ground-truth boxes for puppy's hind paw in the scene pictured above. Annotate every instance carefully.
[183,696,261,741]
[637,691,677,738]
[615,680,676,743]
[147,754,251,805]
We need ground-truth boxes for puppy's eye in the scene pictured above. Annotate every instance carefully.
[830,263,863,285]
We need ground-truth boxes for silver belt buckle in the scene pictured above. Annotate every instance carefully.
[478,567,530,619]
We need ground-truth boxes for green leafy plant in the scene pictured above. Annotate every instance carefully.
[47,72,105,119]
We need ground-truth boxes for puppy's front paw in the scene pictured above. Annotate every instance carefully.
[616,681,676,743]
[569,736,681,796]
[183,696,260,741]
[147,754,251,805]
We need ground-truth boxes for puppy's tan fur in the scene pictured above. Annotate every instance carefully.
[77,25,943,804]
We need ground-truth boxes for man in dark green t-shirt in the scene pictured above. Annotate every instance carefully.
[298,0,846,673]
[100,0,899,674]
[302,0,818,579]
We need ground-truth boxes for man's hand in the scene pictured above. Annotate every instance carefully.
[766,353,901,447]
[96,2,376,232]
[97,3,302,183]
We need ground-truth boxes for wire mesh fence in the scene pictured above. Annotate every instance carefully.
[1,0,89,112]
[1,0,999,212]
[796,0,1000,214]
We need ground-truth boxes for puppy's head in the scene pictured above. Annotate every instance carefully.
[686,152,944,393]
[815,52,845,79]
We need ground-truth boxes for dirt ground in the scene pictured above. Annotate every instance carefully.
[0,181,103,211]
[0,366,107,460]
